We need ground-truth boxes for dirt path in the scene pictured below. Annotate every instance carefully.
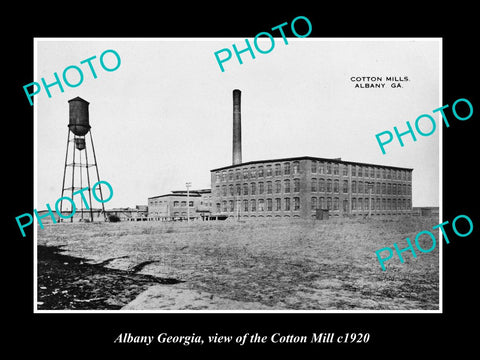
[37,245,182,310]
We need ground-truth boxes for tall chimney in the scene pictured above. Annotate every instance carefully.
[232,89,242,165]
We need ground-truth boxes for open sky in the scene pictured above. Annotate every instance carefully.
[35,38,441,210]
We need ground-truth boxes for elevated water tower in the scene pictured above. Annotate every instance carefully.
[59,97,106,222]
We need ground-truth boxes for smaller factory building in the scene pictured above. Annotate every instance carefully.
[148,189,212,221]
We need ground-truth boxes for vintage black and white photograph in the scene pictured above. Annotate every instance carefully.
[33,38,441,312]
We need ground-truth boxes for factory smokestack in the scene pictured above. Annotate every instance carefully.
[232,89,242,165]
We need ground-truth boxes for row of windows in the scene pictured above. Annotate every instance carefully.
[311,197,412,211]
[216,197,301,213]
[215,179,411,196]
[216,196,412,213]
[215,161,411,183]
[216,179,300,196]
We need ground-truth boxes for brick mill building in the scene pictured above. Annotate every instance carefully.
[209,89,413,219]
[210,156,412,219]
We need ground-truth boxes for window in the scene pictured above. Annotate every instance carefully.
[222,185,227,196]
[326,197,332,210]
[189,201,193,207]
[318,162,325,174]
[376,182,381,194]
[174,212,180,217]
[259,182,264,194]
[222,171,226,181]
[407,184,411,195]
[392,170,396,180]
[326,179,332,192]
[334,179,339,193]
[311,197,317,210]
[273,180,280,194]
[343,165,348,176]
[382,183,386,195]
[358,167,363,177]
[267,181,272,194]
[243,199,248,212]
[319,178,325,192]
[333,197,339,210]
[319,197,325,209]
[387,183,391,195]
[275,198,281,211]
[364,198,369,210]
[343,180,348,193]
[258,199,265,211]
[293,161,300,175]
[311,161,317,173]
[251,182,256,195]
[228,170,233,181]
[235,170,241,180]
[293,197,300,211]
[382,198,386,210]
[370,167,375,178]
[393,199,397,210]
[243,168,248,179]
[358,198,363,210]
[343,199,349,212]
[266,198,272,211]
[284,162,290,175]
[216,203,221,212]
[180,201,186,207]
[275,163,281,176]
[236,184,241,196]
[222,201,227,212]
[311,178,317,192]
[387,199,392,210]
[294,178,300,192]
[387,169,391,179]
[250,167,256,178]
[243,183,248,196]
[376,198,380,210]
[284,197,291,211]
[382,169,386,179]
[352,198,356,210]
[371,199,375,210]
[229,184,234,196]
[351,180,357,193]
[215,173,221,182]
[266,165,272,177]
[358,181,364,193]
[326,163,332,174]
[174,201,179,207]
[229,200,234,212]
[333,163,339,175]
[351,166,356,176]
[284,179,290,193]
[258,166,264,178]
[251,199,256,212]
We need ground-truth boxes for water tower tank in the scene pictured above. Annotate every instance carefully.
[68,97,91,136]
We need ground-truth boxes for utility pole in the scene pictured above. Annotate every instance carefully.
[186,182,191,222]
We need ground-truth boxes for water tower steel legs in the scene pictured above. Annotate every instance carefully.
[59,129,105,222]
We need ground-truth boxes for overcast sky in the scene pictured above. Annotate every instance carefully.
[35,38,440,210]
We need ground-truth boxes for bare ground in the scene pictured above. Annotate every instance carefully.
[36,216,440,310]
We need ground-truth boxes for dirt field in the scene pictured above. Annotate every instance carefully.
[36,216,440,311]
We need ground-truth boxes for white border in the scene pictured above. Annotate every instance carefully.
[33,37,443,314]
